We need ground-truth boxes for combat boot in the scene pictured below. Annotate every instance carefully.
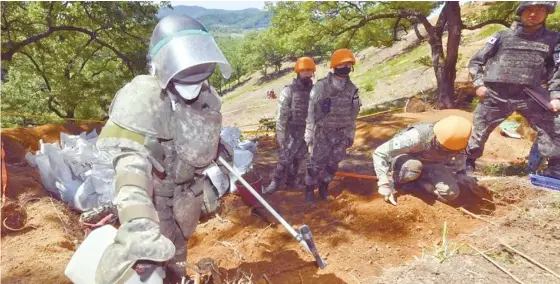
[264,179,281,194]
[318,182,329,200]
[305,185,316,202]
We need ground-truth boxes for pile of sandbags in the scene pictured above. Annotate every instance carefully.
[25,127,258,212]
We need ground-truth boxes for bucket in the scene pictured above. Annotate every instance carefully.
[65,225,164,284]
[236,172,263,208]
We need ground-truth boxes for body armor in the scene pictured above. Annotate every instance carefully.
[314,73,359,129]
[484,28,558,86]
[288,79,312,127]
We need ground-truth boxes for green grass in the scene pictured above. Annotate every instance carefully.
[482,162,529,177]
[472,24,507,42]
[353,43,431,95]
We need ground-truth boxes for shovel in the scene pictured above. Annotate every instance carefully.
[217,157,327,269]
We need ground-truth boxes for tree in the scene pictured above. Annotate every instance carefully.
[1,2,166,122]
[266,1,535,109]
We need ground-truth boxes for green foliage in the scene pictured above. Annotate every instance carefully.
[414,55,433,68]
[257,117,276,132]
[362,81,375,92]
[1,2,164,125]
[482,162,529,177]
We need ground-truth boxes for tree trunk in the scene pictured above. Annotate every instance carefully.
[427,2,462,109]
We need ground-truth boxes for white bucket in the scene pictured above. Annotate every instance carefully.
[64,225,164,284]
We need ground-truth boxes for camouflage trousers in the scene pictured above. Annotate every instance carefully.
[467,85,560,163]
[153,176,204,282]
[305,127,350,186]
[271,127,308,183]
[393,155,461,201]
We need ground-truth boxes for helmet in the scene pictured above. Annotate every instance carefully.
[149,15,232,98]
[330,49,356,69]
[433,115,473,151]
[516,1,556,15]
[294,57,316,73]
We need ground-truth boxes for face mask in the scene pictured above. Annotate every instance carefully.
[299,77,313,86]
[171,81,203,100]
[334,66,352,77]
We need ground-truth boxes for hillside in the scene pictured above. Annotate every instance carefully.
[157,5,271,32]
[219,20,507,130]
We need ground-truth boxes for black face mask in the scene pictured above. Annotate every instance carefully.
[334,66,352,77]
[298,76,313,87]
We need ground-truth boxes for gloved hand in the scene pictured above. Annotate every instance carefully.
[95,218,175,284]
[378,184,397,206]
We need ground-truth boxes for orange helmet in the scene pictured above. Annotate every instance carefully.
[295,57,316,73]
[330,48,356,69]
[433,115,473,151]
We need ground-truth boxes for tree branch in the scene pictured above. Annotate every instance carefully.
[392,17,403,42]
[20,50,51,92]
[47,96,69,118]
[462,19,510,30]
[2,25,135,74]
[73,44,103,79]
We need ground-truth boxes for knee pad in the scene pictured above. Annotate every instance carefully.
[397,159,423,183]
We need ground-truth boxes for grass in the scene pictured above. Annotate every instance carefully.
[430,222,465,263]
[353,43,431,95]
[470,24,508,42]
[482,162,529,177]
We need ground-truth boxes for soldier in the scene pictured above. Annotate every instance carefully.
[373,115,474,205]
[94,15,234,284]
[303,49,361,202]
[465,1,560,178]
[264,57,316,194]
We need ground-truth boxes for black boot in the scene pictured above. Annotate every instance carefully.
[318,182,329,200]
[305,185,316,202]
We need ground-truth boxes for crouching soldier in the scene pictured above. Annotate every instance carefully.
[304,49,361,201]
[94,15,234,284]
[264,57,316,194]
[373,115,476,205]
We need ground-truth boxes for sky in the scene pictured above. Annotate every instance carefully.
[169,1,267,10]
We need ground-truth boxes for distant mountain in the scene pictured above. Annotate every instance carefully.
[157,5,271,31]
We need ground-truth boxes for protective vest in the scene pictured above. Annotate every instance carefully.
[314,73,359,129]
[484,27,559,86]
[395,122,459,164]
[288,79,312,127]
[97,75,222,191]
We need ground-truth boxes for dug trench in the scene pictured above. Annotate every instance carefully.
[0,110,550,284]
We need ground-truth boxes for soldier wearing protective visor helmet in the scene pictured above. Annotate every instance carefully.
[465,1,560,180]
[94,15,234,284]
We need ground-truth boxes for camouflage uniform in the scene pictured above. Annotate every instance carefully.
[467,23,560,176]
[373,122,468,201]
[270,78,313,188]
[95,76,231,283]
[304,72,361,198]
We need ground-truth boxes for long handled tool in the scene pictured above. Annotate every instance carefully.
[217,157,327,269]
[335,171,378,180]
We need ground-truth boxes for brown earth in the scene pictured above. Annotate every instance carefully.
[2,108,550,284]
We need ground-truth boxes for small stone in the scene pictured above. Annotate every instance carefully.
[428,230,434,235]
[369,260,373,264]
[416,226,422,231]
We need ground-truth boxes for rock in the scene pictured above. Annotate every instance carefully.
[404,96,430,113]
[428,230,434,235]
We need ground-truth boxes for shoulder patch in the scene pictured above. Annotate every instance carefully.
[487,37,498,45]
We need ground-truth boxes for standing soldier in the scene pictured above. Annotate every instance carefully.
[465,1,560,178]
[264,57,316,194]
[303,49,361,201]
[94,15,234,284]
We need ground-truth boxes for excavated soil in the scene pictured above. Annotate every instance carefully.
[0,111,549,284]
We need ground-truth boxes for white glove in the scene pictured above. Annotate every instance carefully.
[378,184,397,206]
